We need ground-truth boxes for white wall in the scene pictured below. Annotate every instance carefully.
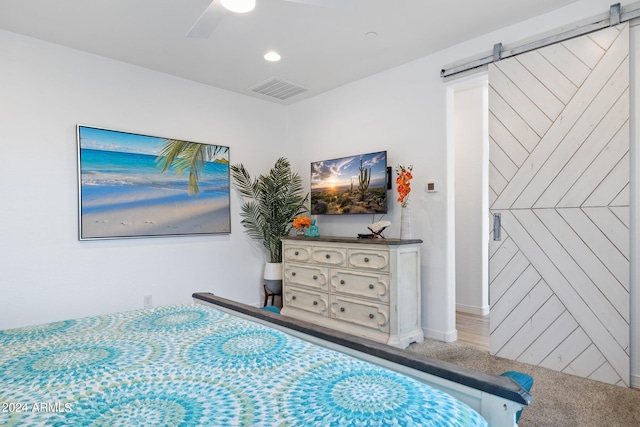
[453,80,489,315]
[0,29,285,330]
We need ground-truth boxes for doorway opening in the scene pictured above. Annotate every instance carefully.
[451,75,490,350]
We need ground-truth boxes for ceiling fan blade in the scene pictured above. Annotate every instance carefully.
[187,0,228,39]
[282,0,356,11]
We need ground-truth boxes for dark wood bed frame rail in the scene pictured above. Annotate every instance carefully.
[192,292,531,407]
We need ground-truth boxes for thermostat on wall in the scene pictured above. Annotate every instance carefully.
[426,182,438,193]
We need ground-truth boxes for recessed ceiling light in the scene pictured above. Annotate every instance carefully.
[220,0,255,13]
[264,51,281,62]
[365,32,378,38]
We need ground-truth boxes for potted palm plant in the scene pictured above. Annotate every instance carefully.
[230,157,309,293]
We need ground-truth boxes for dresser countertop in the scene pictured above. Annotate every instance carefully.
[280,235,422,245]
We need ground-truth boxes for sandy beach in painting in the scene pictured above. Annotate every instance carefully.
[81,193,230,238]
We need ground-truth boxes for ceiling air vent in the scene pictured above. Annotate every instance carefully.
[248,77,309,101]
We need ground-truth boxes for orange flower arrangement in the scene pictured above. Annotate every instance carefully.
[395,164,413,208]
[293,216,312,229]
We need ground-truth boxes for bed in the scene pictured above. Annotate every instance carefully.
[0,293,530,426]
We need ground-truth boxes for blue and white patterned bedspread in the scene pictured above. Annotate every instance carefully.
[0,304,487,426]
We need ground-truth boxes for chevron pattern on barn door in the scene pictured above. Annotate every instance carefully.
[489,24,629,386]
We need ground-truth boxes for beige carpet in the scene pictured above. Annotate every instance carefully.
[407,339,640,426]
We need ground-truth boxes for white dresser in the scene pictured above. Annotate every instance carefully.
[280,236,424,348]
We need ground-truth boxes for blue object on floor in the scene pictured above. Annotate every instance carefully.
[501,371,533,423]
[261,305,280,314]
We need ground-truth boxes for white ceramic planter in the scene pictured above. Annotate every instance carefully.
[264,262,283,294]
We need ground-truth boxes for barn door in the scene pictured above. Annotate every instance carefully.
[488,24,629,386]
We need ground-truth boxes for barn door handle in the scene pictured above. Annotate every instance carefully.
[493,213,501,241]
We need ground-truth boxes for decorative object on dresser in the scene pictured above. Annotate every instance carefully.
[280,236,423,348]
[400,206,412,239]
[230,158,309,294]
[305,218,320,237]
[395,164,413,239]
[292,216,312,236]
[367,220,390,238]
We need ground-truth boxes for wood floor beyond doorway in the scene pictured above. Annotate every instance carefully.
[456,311,489,351]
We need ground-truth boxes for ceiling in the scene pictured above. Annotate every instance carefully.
[0,0,582,105]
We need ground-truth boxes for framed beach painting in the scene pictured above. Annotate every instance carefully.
[77,125,230,240]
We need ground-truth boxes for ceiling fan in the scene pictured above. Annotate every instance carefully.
[187,0,356,38]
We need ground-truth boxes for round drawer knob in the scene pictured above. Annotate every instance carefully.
[369,314,374,319]
[340,280,345,285]
[325,254,331,259]
[313,301,318,306]
[368,284,374,290]
[292,296,297,300]
[313,275,318,280]
[292,272,296,276]
[340,307,345,312]
[364,257,370,263]
[295,251,299,256]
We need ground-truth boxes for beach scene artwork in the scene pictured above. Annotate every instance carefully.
[77,125,230,239]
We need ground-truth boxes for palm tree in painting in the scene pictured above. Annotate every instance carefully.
[156,139,228,195]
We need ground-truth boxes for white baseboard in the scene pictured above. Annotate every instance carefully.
[423,328,457,343]
[631,374,640,389]
[456,303,490,316]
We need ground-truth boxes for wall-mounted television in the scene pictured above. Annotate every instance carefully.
[311,150,388,215]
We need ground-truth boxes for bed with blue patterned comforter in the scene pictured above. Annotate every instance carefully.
[0,304,487,426]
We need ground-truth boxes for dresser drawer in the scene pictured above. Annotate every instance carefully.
[329,295,389,333]
[330,270,390,303]
[348,249,389,271]
[284,285,329,317]
[312,246,347,267]
[283,244,312,263]
[284,263,328,290]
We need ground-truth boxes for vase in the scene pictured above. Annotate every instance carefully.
[296,227,307,236]
[400,206,412,240]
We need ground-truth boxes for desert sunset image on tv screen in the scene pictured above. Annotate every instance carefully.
[311,151,387,215]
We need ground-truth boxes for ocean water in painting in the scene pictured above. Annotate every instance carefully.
[80,148,229,212]
[79,137,230,238]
